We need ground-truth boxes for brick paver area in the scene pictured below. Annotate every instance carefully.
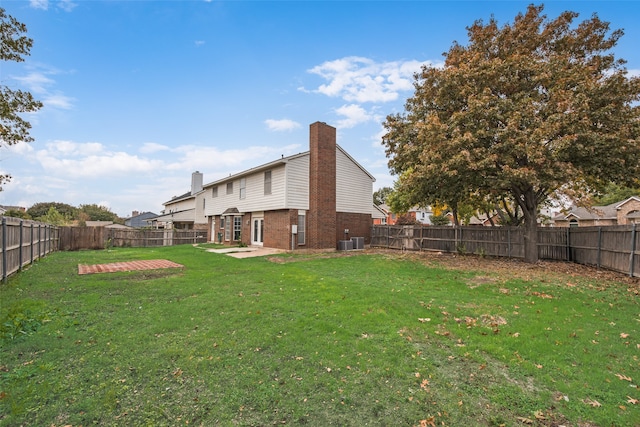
[78,259,183,275]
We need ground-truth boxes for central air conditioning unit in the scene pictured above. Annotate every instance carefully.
[351,237,364,250]
[338,240,354,251]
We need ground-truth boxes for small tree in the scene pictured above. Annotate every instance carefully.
[383,4,640,263]
[373,186,393,206]
[38,207,68,226]
[0,8,43,189]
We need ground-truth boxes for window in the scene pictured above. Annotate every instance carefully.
[239,178,246,200]
[297,212,305,245]
[233,216,242,241]
[226,182,233,195]
[202,198,206,209]
[212,186,218,198]
[220,217,225,229]
[264,171,272,195]
[224,217,231,240]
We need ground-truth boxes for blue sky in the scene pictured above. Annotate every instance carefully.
[1,0,639,218]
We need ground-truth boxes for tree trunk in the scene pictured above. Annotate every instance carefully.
[523,209,538,263]
[519,188,539,264]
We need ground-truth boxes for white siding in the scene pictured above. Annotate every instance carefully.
[164,197,195,213]
[336,148,374,213]
[285,155,309,210]
[204,165,288,216]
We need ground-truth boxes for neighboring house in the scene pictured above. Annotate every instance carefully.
[201,122,378,250]
[124,211,158,228]
[381,204,434,225]
[84,221,131,229]
[553,196,640,227]
[153,171,208,230]
[0,205,26,215]
[372,204,388,225]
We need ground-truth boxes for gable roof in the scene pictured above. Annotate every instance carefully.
[553,196,640,221]
[201,144,375,189]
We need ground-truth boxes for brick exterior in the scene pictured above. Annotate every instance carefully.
[308,122,337,249]
[264,209,298,250]
[618,199,640,224]
[336,212,372,244]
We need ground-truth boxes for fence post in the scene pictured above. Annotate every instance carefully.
[30,223,34,264]
[2,217,7,283]
[566,227,571,262]
[630,224,637,277]
[596,227,602,270]
[19,220,24,271]
[507,228,511,258]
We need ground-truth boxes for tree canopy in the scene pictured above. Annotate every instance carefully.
[0,8,42,189]
[382,4,640,263]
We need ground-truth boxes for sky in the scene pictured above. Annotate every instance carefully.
[1,0,639,218]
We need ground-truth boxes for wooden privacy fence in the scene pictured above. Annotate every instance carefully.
[0,217,59,282]
[59,227,207,250]
[371,224,640,277]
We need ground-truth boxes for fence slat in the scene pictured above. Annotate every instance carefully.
[371,224,638,277]
[1,217,60,283]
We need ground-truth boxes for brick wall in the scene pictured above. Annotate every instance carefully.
[264,209,297,250]
[308,122,337,249]
[336,212,372,245]
[618,199,640,224]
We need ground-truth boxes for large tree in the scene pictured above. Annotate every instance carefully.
[0,8,42,189]
[382,4,640,263]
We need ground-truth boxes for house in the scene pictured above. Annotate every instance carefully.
[553,196,640,227]
[84,221,131,229]
[201,121,379,250]
[372,204,388,225]
[153,171,208,230]
[124,211,158,228]
[380,204,434,225]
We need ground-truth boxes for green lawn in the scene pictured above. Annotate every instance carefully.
[1,245,638,426]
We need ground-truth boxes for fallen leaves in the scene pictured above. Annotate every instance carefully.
[419,417,436,427]
[627,396,638,405]
[615,373,632,382]
[583,398,601,407]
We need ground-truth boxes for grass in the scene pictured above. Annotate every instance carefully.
[0,245,638,426]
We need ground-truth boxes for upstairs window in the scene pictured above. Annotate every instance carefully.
[240,178,246,200]
[212,186,218,198]
[264,171,272,195]
[226,182,233,195]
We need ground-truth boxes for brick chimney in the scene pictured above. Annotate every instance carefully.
[191,171,203,195]
[308,122,337,249]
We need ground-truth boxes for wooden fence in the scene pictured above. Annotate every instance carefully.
[58,227,207,250]
[0,217,59,282]
[371,224,640,277]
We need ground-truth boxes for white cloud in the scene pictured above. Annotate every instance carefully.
[139,142,171,154]
[12,68,75,111]
[13,72,54,94]
[29,0,48,10]
[57,0,77,12]
[305,56,439,104]
[29,0,76,12]
[43,93,75,110]
[334,104,376,129]
[264,119,302,132]
[628,68,640,78]
[195,40,206,46]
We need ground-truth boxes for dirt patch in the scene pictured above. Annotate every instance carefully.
[369,248,640,288]
[267,247,639,291]
[78,259,184,275]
